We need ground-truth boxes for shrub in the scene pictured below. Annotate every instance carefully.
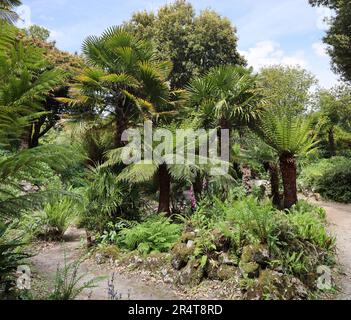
[0,223,29,299]
[299,157,351,203]
[23,196,78,241]
[119,216,183,255]
[82,168,144,234]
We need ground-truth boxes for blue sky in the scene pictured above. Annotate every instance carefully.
[16,0,338,88]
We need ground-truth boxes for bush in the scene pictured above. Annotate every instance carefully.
[119,216,183,255]
[299,157,351,203]
[0,223,29,299]
[81,168,144,234]
[180,196,335,289]
[22,196,79,241]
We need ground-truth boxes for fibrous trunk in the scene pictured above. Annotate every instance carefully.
[279,153,297,209]
[158,164,171,215]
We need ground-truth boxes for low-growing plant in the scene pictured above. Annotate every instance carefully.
[0,223,29,299]
[22,196,79,241]
[119,216,183,255]
[48,255,103,300]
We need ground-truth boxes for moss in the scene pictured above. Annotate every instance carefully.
[240,261,260,278]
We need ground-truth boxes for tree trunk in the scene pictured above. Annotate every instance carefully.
[158,164,171,215]
[328,128,336,157]
[114,104,128,148]
[20,125,33,150]
[279,153,298,209]
[268,163,281,208]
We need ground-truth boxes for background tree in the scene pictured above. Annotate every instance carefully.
[0,0,21,24]
[309,0,351,82]
[123,0,245,88]
[259,65,316,114]
[312,85,351,157]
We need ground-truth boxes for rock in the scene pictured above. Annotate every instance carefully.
[19,180,40,193]
[239,261,260,278]
[133,255,143,265]
[244,270,309,300]
[95,253,105,265]
[206,259,220,280]
[171,243,194,270]
[163,275,174,284]
[218,253,238,266]
[177,259,204,287]
[217,265,238,281]
[186,240,194,248]
[241,244,270,267]
[180,232,196,243]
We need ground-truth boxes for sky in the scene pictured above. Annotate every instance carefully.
[16,0,339,88]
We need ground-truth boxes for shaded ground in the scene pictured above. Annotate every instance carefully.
[304,196,351,300]
[30,228,181,300]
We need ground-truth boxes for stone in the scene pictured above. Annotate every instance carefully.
[217,265,238,281]
[218,253,238,266]
[239,261,260,278]
[186,240,194,248]
[177,259,204,287]
[244,270,309,300]
[171,243,194,270]
[241,244,270,267]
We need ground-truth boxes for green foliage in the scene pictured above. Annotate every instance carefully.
[0,223,28,298]
[0,1,22,24]
[309,0,351,81]
[22,196,79,241]
[119,215,182,254]
[124,0,245,88]
[299,157,351,203]
[259,66,316,114]
[81,168,144,233]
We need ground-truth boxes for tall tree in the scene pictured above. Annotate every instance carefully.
[313,85,351,157]
[259,65,316,115]
[0,0,21,24]
[309,0,351,82]
[123,0,245,88]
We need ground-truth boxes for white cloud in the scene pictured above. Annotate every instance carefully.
[312,42,328,57]
[240,41,308,70]
[15,5,32,28]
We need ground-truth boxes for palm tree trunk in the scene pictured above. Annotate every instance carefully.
[268,163,281,208]
[158,164,171,214]
[115,105,127,148]
[279,153,297,209]
[328,128,336,157]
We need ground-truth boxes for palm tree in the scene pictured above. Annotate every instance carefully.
[105,130,232,214]
[0,0,21,24]
[65,27,176,148]
[257,110,318,209]
[187,65,264,132]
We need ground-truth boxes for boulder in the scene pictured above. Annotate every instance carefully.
[171,243,194,270]
[177,259,204,287]
[244,269,308,300]
[218,252,239,266]
[241,244,270,267]
[239,261,260,278]
[217,265,239,281]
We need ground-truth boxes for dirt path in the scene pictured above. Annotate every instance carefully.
[30,228,181,300]
[304,197,351,300]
